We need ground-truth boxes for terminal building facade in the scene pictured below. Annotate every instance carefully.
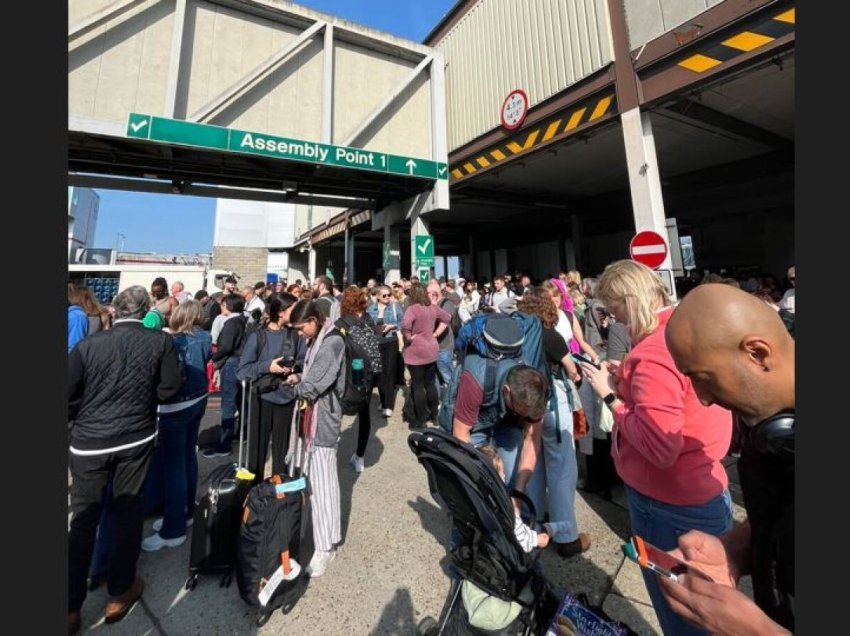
[68,0,794,289]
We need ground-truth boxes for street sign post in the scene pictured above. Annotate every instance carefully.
[629,231,669,269]
[126,113,448,181]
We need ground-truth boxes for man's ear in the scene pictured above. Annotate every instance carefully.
[741,336,774,371]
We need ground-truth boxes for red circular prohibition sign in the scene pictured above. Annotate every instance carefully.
[629,231,668,269]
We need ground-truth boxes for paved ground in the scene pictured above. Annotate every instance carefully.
[71,393,749,635]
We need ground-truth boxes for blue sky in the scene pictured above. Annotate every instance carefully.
[92,0,457,254]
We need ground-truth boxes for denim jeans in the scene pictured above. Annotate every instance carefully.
[153,398,207,539]
[218,357,242,451]
[625,484,733,636]
[435,348,454,395]
[533,379,579,543]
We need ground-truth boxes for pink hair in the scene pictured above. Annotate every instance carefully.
[548,278,575,313]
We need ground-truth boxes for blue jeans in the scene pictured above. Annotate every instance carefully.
[151,398,207,539]
[625,484,733,636]
[218,357,242,451]
[534,379,579,543]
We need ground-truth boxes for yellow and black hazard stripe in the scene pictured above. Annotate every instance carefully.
[450,92,617,182]
[677,7,794,73]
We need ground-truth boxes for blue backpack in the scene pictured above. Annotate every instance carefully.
[439,312,547,435]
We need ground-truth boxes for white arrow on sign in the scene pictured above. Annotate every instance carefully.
[438,166,446,176]
[417,238,432,255]
[130,120,148,133]
[405,159,417,174]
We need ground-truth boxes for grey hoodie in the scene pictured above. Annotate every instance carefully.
[294,329,346,447]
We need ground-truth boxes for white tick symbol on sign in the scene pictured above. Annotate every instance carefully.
[438,166,446,176]
[418,238,431,254]
[130,120,148,133]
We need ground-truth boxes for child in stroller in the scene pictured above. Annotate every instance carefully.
[408,428,562,635]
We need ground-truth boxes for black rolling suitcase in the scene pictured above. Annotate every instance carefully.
[236,399,315,626]
[184,379,257,590]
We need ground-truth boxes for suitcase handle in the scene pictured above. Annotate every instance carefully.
[238,378,253,471]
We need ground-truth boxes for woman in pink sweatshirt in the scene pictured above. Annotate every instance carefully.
[578,260,732,636]
[400,283,451,429]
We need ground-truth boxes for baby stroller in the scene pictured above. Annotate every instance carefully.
[408,428,561,636]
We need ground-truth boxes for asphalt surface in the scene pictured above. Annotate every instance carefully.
[69,393,749,635]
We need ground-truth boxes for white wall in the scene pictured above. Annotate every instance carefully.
[213,199,296,248]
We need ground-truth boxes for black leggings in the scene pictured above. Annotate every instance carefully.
[377,338,400,411]
[405,363,438,427]
[248,395,295,483]
[354,389,374,458]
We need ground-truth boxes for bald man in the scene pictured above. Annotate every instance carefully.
[661,284,794,634]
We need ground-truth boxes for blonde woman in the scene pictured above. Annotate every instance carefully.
[576,260,733,636]
[143,300,212,551]
[458,279,480,323]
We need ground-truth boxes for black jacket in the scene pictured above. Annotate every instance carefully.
[68,320,184,451]
[212,314,248,365]
[738,437,795,631]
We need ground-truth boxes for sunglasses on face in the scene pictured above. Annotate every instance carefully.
[380,293,391,298]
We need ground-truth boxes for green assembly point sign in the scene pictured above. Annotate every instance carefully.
[414,235,434,259]
[126,113,448,181]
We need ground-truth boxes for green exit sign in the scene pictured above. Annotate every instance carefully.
[126,113,448,181]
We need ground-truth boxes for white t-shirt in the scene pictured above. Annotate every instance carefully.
[779,288,795,314]
[554,308,575,345]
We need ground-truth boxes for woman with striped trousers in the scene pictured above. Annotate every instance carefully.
[284,300,347,578]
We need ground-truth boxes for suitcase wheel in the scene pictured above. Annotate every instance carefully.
[220,573,232,588]
[256,611,272,627]
[185,575,198,591]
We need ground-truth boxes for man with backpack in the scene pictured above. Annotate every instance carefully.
[442,312,550,504]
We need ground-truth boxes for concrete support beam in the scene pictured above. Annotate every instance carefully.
[322,24,335,143]
[69,0,145,41]
[163,0,188,118]
[621,106,677,300]
[429,52,450,211]
[308,244,317,282]
[383,225,401,284]
[410,214,431,282]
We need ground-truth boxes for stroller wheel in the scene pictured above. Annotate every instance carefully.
[256,611,271,627]
[417,616,439,636]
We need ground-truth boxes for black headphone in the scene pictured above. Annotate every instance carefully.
[748,410,794,459]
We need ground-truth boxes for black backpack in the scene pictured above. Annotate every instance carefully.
[331,316,381,415]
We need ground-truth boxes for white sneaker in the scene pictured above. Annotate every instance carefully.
[152,517,194,533]
[350,454,365,473]
[381,409,393,417]
[306,549,336,578]
[141,532,186,552]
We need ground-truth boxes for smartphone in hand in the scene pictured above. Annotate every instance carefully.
[622,535,714,583]
[570,352,600,369]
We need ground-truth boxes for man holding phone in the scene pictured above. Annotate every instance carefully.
[661,284,794,634]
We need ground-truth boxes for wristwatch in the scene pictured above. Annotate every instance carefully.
[603,392,617,406]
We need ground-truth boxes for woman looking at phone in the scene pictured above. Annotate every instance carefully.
[283,300,347,578]
[367,285,404,417]
[236,293,303,481]
[577,260,733,636]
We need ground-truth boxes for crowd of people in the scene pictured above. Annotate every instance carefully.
[67,262,795,634]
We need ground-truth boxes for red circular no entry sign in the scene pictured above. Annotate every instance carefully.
[629,231,668,269]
